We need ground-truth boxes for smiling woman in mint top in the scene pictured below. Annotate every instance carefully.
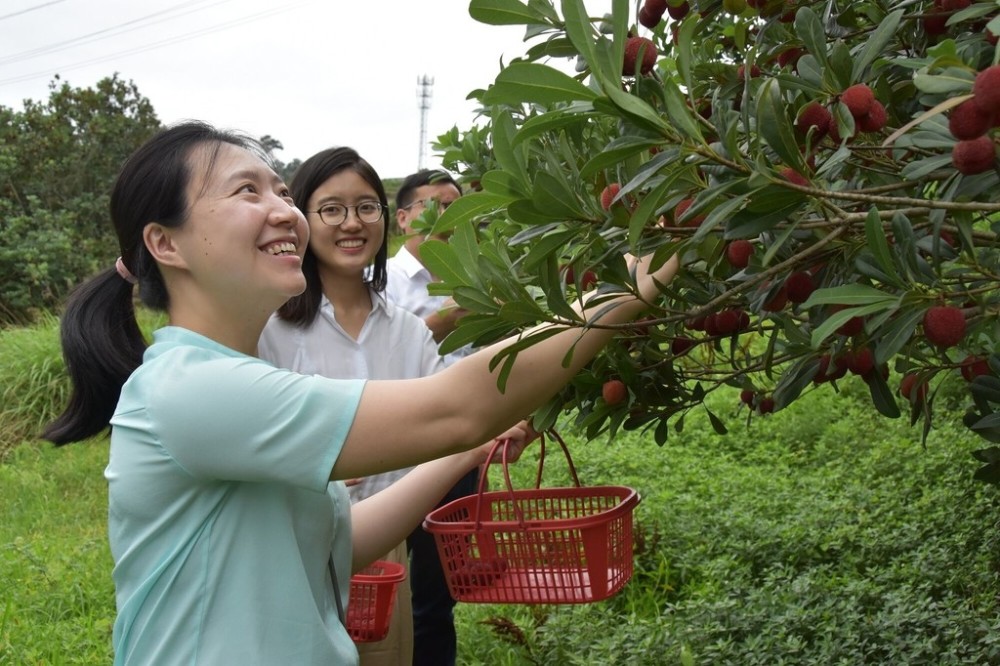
[43,121,680,666]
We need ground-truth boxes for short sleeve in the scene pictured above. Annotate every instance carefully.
[143,351,365,492]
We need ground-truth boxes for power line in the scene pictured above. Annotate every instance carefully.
[0,0,234,66]
[0,2,313,87]
[0,0,67,23]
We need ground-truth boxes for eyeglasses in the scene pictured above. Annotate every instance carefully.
[401,198,454,212]
[308,201,385,226]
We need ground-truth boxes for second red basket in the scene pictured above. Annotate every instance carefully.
[347,559,406,643]
[423,431,640,605]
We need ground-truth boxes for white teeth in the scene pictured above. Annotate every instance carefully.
[337,239,364,248]
[266,241,296,255]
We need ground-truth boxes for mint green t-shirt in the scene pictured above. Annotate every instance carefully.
[107,327,365,665]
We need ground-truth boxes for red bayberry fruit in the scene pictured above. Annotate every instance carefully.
[623,36,658,76]
[780,167,810,187]
[714,309,741,335]
[638,6,662,28]
[899,373,928,402]
[600,183,621,211]
[776,47,803,69]
[923,305,966,348]
[725,239,754,269]
[757,396,775,414]
[740,389,755,406]
[737,63,761,80]
[671,337,696,356]
[960,355,990,381]
[857,100,887,132]
[973,65,1000,115]
[666,1,690,19]
[580,270,598,290]
[796,102,832,137]
[952,136,996,175]
[602,379,628,405]
[762,284,789,312]
[841,84,875,118]
[674,198,707,226]
[949,99,992,140]
[785,271,816,304]
[846,347,876,377]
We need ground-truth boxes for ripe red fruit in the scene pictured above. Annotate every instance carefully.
[899,373,928,402]
[780,167,809,187]
[600,183,621,211]
[922,14,949,37]
[814,354,848,384]
[757,396,775,414]
[714,309,741,335]
[666,1,690,19]
[671,336,696,356]
[638,6,662,28]
[739,389,755,406]
[776,47,803,69]
[674,197,706,226]
[960,355,990,381]
[837,315,864,337]
[725,239,754,269]
[952,136,996,175]
[949,99,992,140]
[737,64,761,80]
[796,102,832,137]
[580,270,598,290]
[762,285,789,312]
[623,36,658,76]
[973,65,1000,115]
[645,0,669,13]
[785,271,816,304]
[923,305,966,348]
[857,100,887,133]
[702,313,721,336]
[841,84,875,118]
[846,347,876,377]
[602,379,628,406]
[685,314,707,331]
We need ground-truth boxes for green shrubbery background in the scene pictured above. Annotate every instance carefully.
[2,315,998,664]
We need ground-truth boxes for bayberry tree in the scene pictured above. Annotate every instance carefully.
[423,0,1000,480]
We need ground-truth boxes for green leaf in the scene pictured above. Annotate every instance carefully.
[489,110,528,193]
[603,85,672,134]
[661,77,703,142]
[627,176,674,247]
[794,7,828,69]
[431,191,512,235]
[851,10,903,82]
[802,284,897,307]
[439,314,512,354]
[863,207,896,280]
[580,136,660,180]
[865,367,902,419]
[874,307,924,365]
[482,63,599,106]
[481,170,530,199]
[810,301,896,348]
[469,0,544,25]
[532,170,587,220]
[514,106,594,147]
[451,285,500,314]
[561,0,602,84]
[418,239,468,285]
[756,78,805,172]
[522,228,578,269]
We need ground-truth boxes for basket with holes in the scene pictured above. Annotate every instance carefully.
[346,560,406,642]
[423,431,640,604]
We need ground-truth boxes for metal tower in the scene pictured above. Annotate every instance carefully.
[416,75,434,170]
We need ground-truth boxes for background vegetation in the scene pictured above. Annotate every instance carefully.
[2,314,998,664]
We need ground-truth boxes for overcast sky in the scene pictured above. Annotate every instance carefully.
[0,0,550,178]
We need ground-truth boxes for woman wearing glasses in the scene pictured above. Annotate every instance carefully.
[45,123,679,665]
[257,147,529,664]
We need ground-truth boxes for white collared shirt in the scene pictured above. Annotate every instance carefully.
[258,289,446,501]
[385,246,473,366]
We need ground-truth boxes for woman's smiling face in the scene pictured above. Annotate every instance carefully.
[304,168,386,281]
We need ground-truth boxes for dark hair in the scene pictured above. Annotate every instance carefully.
[395,169,463,210]
[43,121,264,445]
[276,147,390,327]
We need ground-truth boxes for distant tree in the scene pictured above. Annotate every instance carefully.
[0,74,161,324]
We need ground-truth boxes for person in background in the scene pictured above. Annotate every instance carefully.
[43,121,680,665]
[386,169,481,665]
[257,146,532,664]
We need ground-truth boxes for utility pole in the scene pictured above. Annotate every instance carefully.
[416,75,434,170]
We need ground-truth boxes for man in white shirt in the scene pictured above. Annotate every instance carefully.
[386,170,471,367]
[386,169,472,666]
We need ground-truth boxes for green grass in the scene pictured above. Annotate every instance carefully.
[2,315,999,664]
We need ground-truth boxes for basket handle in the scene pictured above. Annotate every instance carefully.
[472,429,581,531]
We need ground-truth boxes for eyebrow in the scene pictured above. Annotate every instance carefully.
[226,168,284,187]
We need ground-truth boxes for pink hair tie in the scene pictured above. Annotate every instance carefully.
[115,256,138,285]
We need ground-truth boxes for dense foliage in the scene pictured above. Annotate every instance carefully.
[421,0,1000,479]
[0,75,161,324]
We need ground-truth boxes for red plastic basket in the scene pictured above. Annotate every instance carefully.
[423,431,640,604]
[346,559,406,643]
